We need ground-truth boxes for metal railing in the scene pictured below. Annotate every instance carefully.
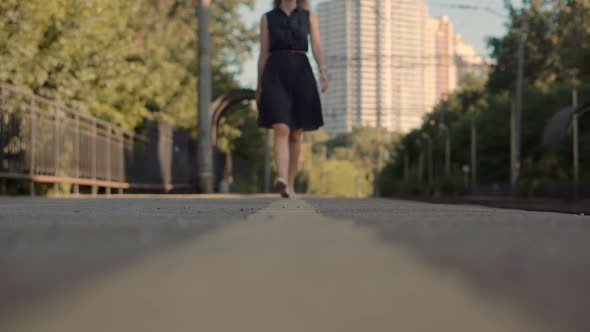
[0,84,197,195]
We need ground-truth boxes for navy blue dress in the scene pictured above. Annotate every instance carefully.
[259,7,323,131]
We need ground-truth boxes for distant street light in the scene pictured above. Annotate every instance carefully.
[416,140,424,185]
[462,164,471,189]
[542,71,589,199]
[470,116,478,187]
[542,102,590,145]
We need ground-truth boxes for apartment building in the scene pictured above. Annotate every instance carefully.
[317,0,486,134]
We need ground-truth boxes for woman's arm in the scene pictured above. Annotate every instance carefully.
[310,12,329,92]
[256,15,270,105]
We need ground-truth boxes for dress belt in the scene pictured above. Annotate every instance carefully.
[271,50,306,54]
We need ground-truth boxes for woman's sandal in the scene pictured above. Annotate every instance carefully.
[274,178,290,198]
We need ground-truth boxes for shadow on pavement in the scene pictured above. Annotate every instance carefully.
[309,198,590,332]
[0,197,273,322]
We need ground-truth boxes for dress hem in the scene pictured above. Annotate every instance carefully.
[258,121,323,132]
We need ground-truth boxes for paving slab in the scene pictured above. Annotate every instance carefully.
[1,197,588,331]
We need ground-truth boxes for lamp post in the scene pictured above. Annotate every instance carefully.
[438,123,451,176]
[570,68,580,200]
[428,136,433,185]
[471,116,478,187]
[440,95,451,176]
[421,133,433,186]
[417,140,424,185]
[197,0,213,193]
[511,23,526,197]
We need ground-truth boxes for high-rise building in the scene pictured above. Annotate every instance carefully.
[391,0,430,133]
[317,0,350,133]
[434,16,457,101]
[317,1,486,134]
[424,17,439,118]
[318,0,429,133]
[317,0,396,133]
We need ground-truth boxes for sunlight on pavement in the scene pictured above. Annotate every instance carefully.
[5,199,548,332]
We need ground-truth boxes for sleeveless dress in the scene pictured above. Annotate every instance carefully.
[258,7,324,131]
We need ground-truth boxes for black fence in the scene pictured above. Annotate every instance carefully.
[467,181,590,199]
[0,84,198,195]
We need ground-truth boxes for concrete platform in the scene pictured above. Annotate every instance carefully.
[1,197,588,331]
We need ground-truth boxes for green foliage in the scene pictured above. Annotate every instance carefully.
[302,126,396,197]
[321,159,363,198]
[218,103,267,193]
[0,0,256,131]
[382,1,590,198]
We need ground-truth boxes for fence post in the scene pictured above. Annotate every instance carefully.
[105,125,111,195]
[0,86,5,195]
[118,130,124,195]
[572,86,579,200]
[74,115,80,195]
[91,120,97,196]
[0,86,4,171]
[53,109,60,195]
[29,100,36,196]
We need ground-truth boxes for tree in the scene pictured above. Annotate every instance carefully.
[382,0,590,198]
[0,0,257,131]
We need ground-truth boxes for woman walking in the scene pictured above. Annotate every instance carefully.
[257,0,329,198]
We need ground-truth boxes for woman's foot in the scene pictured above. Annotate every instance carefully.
[274,178,289,198]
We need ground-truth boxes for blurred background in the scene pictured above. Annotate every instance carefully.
[0,0,589,199]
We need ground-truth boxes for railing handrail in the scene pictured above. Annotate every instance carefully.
[0,84,134,137]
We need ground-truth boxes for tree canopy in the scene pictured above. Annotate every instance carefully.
[382,0,590,198]
[0,0,257,131]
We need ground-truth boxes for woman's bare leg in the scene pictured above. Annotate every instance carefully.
[273,124,290,184]
[288,129,303,193]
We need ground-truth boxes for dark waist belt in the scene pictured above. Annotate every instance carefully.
[271,50,307,54]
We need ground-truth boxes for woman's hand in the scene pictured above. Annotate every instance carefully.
[320,70,330,93]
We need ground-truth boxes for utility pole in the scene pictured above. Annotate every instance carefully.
[428,137,433,185]
[512,25,526,197]
[440,96,451,176]
[572,69,580,200]
[403,149,409,181]
[445,129,451,176]
[510,100,517,192]
[418,141,424,185]
[438,100,451,176]
[373,143,380,197]
[197,0,213,193]
[421,134,433,185]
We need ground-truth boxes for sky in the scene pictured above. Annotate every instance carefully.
[237,0,513,88]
